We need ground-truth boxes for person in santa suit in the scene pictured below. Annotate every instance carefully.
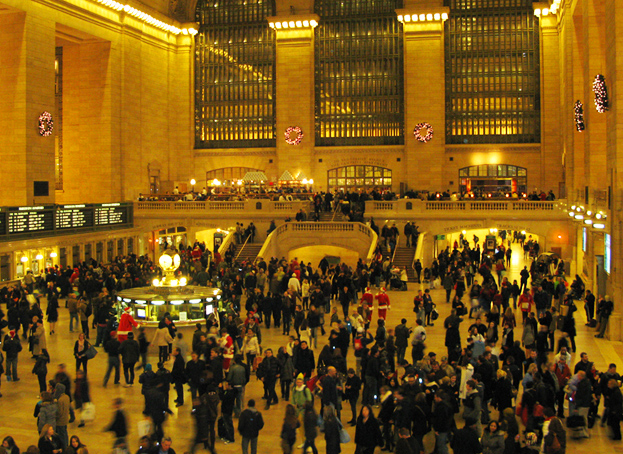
[117,306,139,343]
[218,328,234,371]
[375,288,391,321]
[360,287,374,307]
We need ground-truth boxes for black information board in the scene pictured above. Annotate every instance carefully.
[8,207,54,234]
[95,204,128,225]
[55,205,94,230]
[0,212,6,236]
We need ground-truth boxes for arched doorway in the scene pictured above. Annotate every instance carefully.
[327,165,392,192]
[459,164,527,195]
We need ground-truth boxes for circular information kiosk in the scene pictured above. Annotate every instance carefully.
[115,248,222,326]
[116,286,221,326]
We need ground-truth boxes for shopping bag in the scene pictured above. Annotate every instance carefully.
[81,402,96,421]
[85,344,98,360]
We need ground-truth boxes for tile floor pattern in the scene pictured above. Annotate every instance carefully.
[1,243,621,453]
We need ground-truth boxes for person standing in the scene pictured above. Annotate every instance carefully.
[119,331,140,386]
[595,295,614,338]
[584,290,596,325]
[451,417,482,454]
[151,325,174,365]
[73,333,90,375]
[432,391,453,454]
[171,348,186,406]
[117,306,139,343]
[257,349,280,410]
[3,328,22,382]
[77,297,90,339]
[46,293,59,335]
[54,383,70,449]
[103,331,121,387]
[607,378,623,440]
[238,399,264,454]
[354,405,382,454]
[302,402,319,454]
[280,404,299,454]
[68,295,79,334]
[30,316,47,358]
[74,369,91,428]
[394,319,411,365]
[219,380,237,444]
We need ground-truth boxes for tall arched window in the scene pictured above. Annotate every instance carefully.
[195,0,276,148]
[314,0,404,146]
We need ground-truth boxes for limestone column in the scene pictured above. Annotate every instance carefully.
[0,10,56,206]
[269,15,318,183]
[399,7,448,191]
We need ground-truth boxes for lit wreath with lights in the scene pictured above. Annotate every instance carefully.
[592,74,608,113]
[573,100,585,132]
[284,126,304,145]
[38,111,54,137]
[413,122,434,143]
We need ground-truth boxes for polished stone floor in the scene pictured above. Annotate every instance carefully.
[1,243,622,453]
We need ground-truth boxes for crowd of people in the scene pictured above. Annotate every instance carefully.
[0,232,619,454]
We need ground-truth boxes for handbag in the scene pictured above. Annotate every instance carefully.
[431,309,439,321]
[85,344,98,360]
[339,428,351,443]
[81,402,96,421]
[545,432,561,454]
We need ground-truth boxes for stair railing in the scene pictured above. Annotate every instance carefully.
[235,230,252,261]
[412,232,425,279]
[330,200,341,222]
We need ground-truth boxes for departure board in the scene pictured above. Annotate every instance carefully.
[55,205,94,229]
[8,207,54,234]
[94,204,128,225]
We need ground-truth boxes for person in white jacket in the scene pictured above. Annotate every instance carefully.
[242,330,261,371]
[151,327,173,364]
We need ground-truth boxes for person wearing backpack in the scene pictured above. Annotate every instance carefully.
[238,399,264,454]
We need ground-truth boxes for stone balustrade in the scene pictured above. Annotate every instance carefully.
[135,200,310,217]
[366,199,566,219]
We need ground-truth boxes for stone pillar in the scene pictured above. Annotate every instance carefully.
[539,15,563,193]
[0,11,56,206]
[271,16,318,183]
[399,8,448,191]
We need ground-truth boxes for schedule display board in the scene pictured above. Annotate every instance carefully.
[95,203,128,225]
[0,203,132,240]
[55,205,94,230]
[8,206,54,234]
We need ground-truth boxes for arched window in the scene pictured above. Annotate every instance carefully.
[445,0,540,144]
[328,165,392,191]
[206,167,264,183]
[314,0,404,146]
[195,0,276,148]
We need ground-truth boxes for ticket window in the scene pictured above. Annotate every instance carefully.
[60,248,67,268]
[117,239,124,257]
[84,244,92,263]
[127,238,134,255]
[107,241,114,263]
[96,243,104,264]
[72,246,80,267]
[1,255,11,281]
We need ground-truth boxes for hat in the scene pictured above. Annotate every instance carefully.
[124,306,131,312]
[365,287,371,292]
[428,352,437,357]
[357,327,364,333]
[296,373,304,381]
[380,287,386,292]
[127,332,134,339]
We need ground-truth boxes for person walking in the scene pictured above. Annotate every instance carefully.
[119,331,140,386]
[151,325,174,365]
[103,331,121,387]
[238,399,264,454]
[280,404,299,454]
[54,383,70,449]
[302,402,319,454]
[323,405,342,454]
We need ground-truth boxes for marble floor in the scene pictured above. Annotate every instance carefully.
[1,243,622,453]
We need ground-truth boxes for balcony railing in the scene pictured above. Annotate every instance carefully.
[135,200,310,215]
[367,199,565,217]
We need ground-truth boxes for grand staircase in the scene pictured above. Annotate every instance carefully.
[235,243,263,263]
[392,246,417,281]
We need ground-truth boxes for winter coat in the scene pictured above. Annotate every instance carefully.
[54,383,70,426]
[481,429,505,454]
[238,407,264,438]
[37,401,58,433]
[119,339,140,364]
[151,327,173,347]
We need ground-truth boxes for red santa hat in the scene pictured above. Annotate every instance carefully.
[124,306,131,312]
[380,287,386,293]
[365,287,371,293]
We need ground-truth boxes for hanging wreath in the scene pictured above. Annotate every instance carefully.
[573,100,585,132]
[413,122,434,143]
[284,126,304,145]
[38,111,54,137]
[592,74,608,113]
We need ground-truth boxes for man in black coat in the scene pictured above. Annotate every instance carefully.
[256,349,280,410]
[171,347,186,406]
[119,331,140,386]
[185,351,206,400]
[293,341,315,378]
[394,319,411,365]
